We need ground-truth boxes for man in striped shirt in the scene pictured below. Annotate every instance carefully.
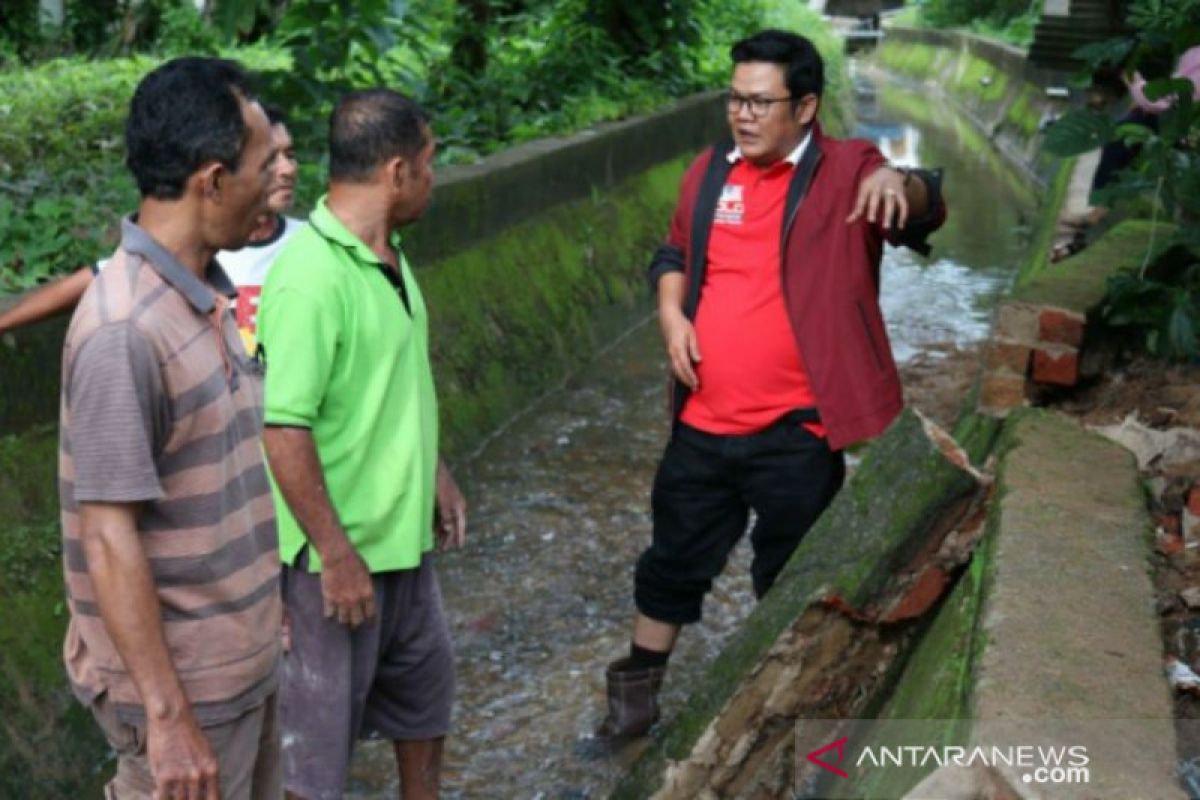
[58,57,283,800]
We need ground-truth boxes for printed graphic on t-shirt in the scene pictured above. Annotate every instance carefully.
[95,216,300,356]
[715,183,745,226]
[234,286,262,354]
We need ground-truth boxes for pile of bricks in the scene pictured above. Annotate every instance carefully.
[978,301,1086,417]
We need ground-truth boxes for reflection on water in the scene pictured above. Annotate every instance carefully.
[855,75,1035,365]
[345,73,1036,798]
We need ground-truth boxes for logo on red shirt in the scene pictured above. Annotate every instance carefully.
[715,183,745,225]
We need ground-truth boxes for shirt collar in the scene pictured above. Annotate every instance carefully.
[726,130,812,167]
[119,217,236,314]
[307,195,403,267]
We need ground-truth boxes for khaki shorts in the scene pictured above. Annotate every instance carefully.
[92,690,282,800]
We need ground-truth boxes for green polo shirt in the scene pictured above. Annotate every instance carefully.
[259,196,437,573]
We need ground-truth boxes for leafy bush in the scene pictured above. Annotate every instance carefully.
[0,48,283,291]
[1043,0,1200,361]
[898,0,1041,48]
[0,0,851,291]
[1100,263,1200,360]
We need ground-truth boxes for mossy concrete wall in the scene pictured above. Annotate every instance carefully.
[873,27,1071,184]
[421,154,690,456]
[0,426,109,798]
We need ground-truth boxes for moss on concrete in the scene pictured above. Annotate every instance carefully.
[830,537,991,799]
[1013,219,1169,311]
[951,381,1005,468]
[953,54,1009,106]
[876,41,942,80]
[1014,156,1077,286]
[422,155,686,457]
[1003,83,1043,140]
[0,427,108,799]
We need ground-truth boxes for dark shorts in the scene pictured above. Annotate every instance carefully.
[635,413,845,625]
[280,551,455,800]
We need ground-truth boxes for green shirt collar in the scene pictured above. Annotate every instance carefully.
[307,195,403,267]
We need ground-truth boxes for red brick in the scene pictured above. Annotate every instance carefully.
[1032,346,1079,386]
[1039,307,1086,348]
[1188,484,1200,516]
[994,303,1039,343]
[884,565,950,622]
[1158,513,1182,537]
[1158,534,1184,556]
[978,371,1028,414]
[984,339,1032,374]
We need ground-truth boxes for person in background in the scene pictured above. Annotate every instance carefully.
[258,89,466,800]
[592,28,946,748]
[1052,45,1200,261]
[58,56,283,799]
[0,105,301,353]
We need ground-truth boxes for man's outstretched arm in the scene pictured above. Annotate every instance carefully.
[79,501,220,800]
[0,266,93,334]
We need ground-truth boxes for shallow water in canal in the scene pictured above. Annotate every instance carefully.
[345,72,1038,798]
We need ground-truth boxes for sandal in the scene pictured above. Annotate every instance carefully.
[1050,230,1087,263]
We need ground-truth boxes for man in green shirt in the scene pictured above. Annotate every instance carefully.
[259,89,466,800]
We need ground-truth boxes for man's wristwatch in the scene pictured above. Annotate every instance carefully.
[887,163,913,186]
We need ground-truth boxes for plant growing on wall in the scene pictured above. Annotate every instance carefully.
[1042,0,1200,360]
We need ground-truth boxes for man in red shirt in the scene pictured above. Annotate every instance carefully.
[595,29,946,744]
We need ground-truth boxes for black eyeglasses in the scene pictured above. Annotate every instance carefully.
[724,90,794,118]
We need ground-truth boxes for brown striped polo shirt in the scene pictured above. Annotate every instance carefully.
[59,218,281,727]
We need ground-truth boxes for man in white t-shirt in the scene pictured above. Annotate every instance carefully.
[0,106,300,352]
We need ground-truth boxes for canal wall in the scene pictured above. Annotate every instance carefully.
[870,26,1082,286]
[872,26,1068,184]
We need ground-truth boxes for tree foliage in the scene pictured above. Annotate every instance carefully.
[0,0,849,290]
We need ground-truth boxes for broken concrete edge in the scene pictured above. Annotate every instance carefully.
[842,415,1058,799]
[827,412,1037,800]
[610,409,984,799]
[951,374,1006,468]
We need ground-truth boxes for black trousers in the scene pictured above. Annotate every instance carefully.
[634,413,845,625]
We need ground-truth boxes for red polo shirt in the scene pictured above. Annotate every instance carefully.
[680,147,823,436]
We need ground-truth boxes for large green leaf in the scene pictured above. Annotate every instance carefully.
[1043,109,1116,156]
[1143,76,1196,104]
[1165,290,1200,359]
[210,0,267,38]
[1072,37,1134,67]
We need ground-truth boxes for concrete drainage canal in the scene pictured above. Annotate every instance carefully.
[345,70,1039,799]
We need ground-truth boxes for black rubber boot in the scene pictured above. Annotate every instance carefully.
[592,657,666,746]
